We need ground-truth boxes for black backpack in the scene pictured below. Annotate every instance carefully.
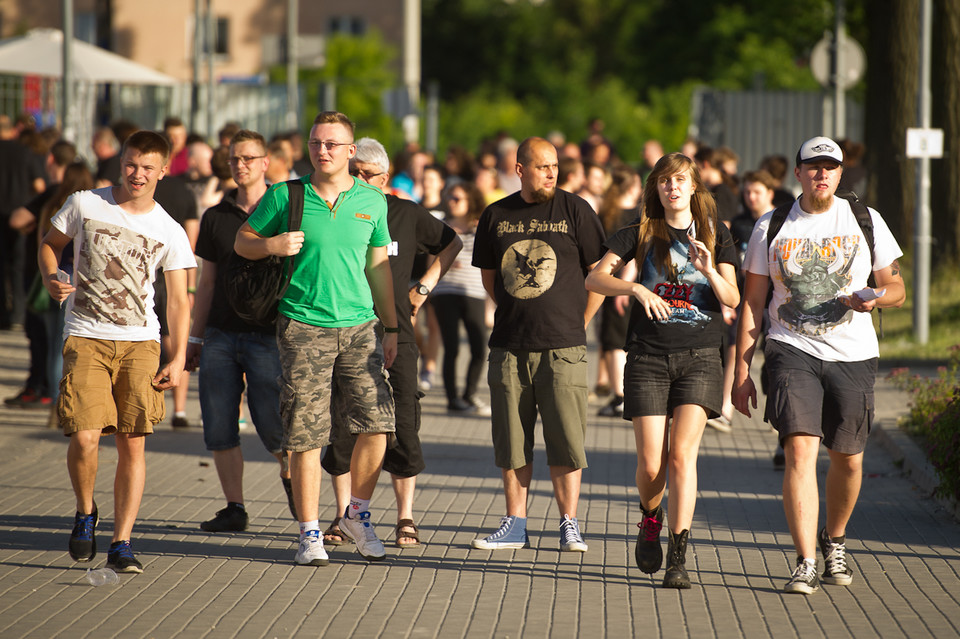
[765,189,883,334]
[226,180,304,327]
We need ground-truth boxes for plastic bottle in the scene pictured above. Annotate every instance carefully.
[85,567,119,586]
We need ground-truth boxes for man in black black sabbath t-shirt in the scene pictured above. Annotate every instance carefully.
[471,137,606,553]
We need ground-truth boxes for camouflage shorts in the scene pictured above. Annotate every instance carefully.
[277,316,395,452]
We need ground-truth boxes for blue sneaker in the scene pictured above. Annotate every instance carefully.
[472,516,529,550]
[68,503,98,562]
[106,540,143,574]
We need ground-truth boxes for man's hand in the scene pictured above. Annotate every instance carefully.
[43,272,75,303]
[185,343,202,372]
[267,231,304,257]
[153,359,184,391]
[408,288,428,318]
[732,374,757,418]
[382,332,398,369]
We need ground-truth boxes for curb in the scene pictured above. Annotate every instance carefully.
[873,419,960,521]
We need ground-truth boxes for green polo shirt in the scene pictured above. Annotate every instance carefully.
[247,175,390,328]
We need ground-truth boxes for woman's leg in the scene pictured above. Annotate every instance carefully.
[633,415,669,510]
[665,404,708,532]
[461,296,488,401]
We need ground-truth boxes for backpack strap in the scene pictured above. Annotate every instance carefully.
[277,179,305,301]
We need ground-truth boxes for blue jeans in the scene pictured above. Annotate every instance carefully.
[199,327,283,453]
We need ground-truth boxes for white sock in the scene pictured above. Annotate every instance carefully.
[346,496,370,519]
[803,557,816,567]
[299,520,319,537]
[174,410,187,418]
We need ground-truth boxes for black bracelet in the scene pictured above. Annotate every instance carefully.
[383,326,401,334]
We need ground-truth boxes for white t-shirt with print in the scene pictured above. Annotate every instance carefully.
[51,187,197,342]
[742,195,902,362]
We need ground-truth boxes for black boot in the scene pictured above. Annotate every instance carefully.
[662,529,691,589]
[634,504,664,574]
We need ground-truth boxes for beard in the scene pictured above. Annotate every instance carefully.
[804,190,834,213]
[530,186,556,203]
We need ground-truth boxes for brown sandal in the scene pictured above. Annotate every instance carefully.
[395,519,421,548]
[323,517,352,546]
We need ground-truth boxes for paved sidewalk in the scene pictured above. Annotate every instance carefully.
[0,328,957,638]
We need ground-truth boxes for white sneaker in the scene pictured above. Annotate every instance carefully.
[340,511,386,561]
[295,530,329,566]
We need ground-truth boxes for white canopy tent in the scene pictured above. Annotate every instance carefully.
[0,28,179,156]
[0,28,177,85]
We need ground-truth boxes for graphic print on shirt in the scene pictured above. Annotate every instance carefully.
[642,240,711,327]
[772,234,858,336]
[501,239,557,299]
[75,218,164,327]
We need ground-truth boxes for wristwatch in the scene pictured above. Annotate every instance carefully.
[415,282,431,296]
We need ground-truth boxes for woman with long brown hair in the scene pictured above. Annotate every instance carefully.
[585,153,739,588]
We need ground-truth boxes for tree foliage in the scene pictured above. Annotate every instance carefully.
[422,0,860,160]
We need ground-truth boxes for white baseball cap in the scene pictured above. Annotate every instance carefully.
[796,136,844,166]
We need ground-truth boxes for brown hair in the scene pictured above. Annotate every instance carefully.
[229,129,267,154]
[446,181,486,226]
[122,130,171,163]
[636,153,718,272]
[741,169,777,192]
[39,162,94,234]
[598,164,638,234]
[312,111,355,135]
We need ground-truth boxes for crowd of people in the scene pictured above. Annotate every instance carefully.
[1,109,904,594]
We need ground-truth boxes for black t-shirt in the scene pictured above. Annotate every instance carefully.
[0,140,45,219]
[604,219,738,354]
[384,194,457,344]
[472,189,606,350]
[22,186,59,281]
[96,154,122,186]
[711,183,740,222]
[194,189,273,334]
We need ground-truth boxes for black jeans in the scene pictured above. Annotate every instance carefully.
[431,294,487,404]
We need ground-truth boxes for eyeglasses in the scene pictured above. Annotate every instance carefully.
[308,140,353,151]
[350,167,385,181]
[229,154,266,166]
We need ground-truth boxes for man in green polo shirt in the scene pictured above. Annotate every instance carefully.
[235,111,398,566]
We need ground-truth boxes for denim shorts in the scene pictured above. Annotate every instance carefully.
[622,346,722,419]
[487,346,588,470]
[763,339,876,454]
[199,327,283,453]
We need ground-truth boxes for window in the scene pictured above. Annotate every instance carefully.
[328,16,365,36]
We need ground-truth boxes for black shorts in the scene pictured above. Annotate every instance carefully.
[622,346,722,419]
[763,339,876,454]
[321,341,424,477]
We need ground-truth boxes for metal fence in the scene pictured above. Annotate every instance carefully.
[690,89,864,176]
[1,74,302,165]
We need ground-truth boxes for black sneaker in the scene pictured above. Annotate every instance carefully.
[598,396,624,417]
[171,415,190,428]
[200,505,248,532]
[106,540,143,574]
[282,477,298,521]
[784,557,819,594]
[773,449,786,470]
[634,505,664,574]
[819,528,853,586]
[68,503,98,562]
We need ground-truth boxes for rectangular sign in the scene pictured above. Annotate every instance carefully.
[906,128,944,158]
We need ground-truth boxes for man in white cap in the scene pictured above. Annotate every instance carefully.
[732,136,905,595]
